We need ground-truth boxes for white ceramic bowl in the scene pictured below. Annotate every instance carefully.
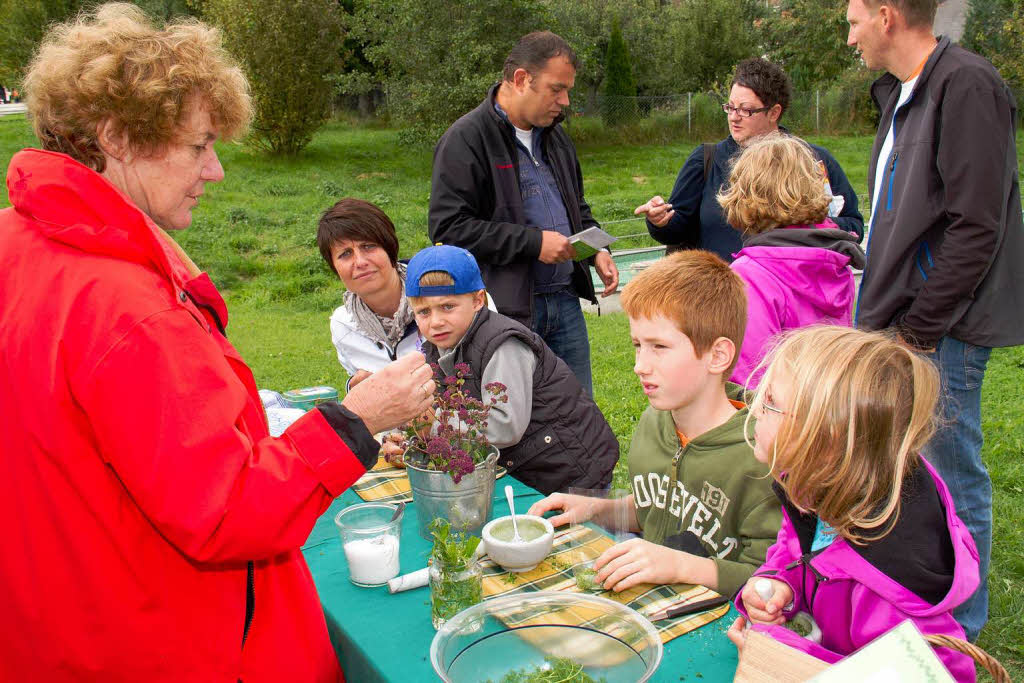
[481,514,554,573]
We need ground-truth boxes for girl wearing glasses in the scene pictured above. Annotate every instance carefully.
[727,326,980,681]
[717,135,865,390]
[635,58,863,262]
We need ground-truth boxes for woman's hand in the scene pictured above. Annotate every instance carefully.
[739,576,792,625]
[341,352,434,435]
[634,195,675,227]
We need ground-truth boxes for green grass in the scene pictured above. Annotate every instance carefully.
[2,115,1022,677]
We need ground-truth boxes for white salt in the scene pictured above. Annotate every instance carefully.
[343,535,400,585]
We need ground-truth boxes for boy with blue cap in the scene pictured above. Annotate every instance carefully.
[406,245,618,495]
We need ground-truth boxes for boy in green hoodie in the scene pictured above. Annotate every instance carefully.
[529,251,780,597]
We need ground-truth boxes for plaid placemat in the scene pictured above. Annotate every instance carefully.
[480,525,730,646]
[352,456,507,504]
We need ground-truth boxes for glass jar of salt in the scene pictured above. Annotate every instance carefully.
[334,503,403,587]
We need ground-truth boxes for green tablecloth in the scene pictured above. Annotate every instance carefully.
[302,478,739,682]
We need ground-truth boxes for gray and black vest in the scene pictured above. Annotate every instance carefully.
[424,308,618,495]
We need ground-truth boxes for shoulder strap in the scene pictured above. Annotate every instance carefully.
[702,142,715,181]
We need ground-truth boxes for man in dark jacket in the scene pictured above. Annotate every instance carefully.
[847,0,1024,641]
[428,31,619,397]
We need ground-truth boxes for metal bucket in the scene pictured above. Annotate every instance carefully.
[405,448,499,540]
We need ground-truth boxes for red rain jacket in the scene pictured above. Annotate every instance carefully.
[0,149,367,681]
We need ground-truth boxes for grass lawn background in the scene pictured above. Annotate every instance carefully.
[2,115,1021,677]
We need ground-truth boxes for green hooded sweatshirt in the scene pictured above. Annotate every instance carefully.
[627,383,781,596]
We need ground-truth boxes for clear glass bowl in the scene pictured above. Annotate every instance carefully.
[430,591,663,682]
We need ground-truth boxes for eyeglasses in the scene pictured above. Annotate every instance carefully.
[722,103,771,118]
[760,397,789,417]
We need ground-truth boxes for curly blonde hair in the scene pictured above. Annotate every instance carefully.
[24,3,251,171]
[716,134,830,234]
[745,326,939,544]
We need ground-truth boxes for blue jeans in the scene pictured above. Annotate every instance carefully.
[532,290,593,397]
[924,336,992,642]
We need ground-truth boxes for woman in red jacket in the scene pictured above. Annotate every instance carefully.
[0,4,434,681]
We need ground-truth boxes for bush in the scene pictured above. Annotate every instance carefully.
[203,0,344,155]
[600,20,636,127]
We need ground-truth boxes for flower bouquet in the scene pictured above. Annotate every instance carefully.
[404,362,508,539]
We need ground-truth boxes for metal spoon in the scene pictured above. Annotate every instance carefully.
[504,485,523,543]
[390,501,406,523]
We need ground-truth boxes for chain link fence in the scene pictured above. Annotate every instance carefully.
[564,86,879,143]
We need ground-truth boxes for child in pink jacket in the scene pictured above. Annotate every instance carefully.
[717,135,865,389]
[728,326,980,681]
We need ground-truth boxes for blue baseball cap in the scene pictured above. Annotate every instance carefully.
[406,244,486,297]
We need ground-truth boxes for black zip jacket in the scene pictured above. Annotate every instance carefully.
[771,461,955,606]
[857,36,1024,349]
[428,84,599,325]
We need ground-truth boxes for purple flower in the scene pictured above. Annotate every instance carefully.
[402,360,508,483]
[426,437,449,457]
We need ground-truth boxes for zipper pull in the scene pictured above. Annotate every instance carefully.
[890,152,898,172]
[670,445,684,467]
[803,553,830,584]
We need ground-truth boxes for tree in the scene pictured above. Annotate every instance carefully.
[762,0,857,89]
[542,0,761,104]
[601,20,636,126]
[345,0,542,140]
[964,0,1023,91]
[203,0,344,154]
[671,0,763,92]
[990,5,1024,91]
[0,0,87,85]
[963,0,1013,61]
[0,0,196,86]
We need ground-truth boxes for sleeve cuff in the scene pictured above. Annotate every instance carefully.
[891,313,941,352]
[714,557,756,599]
[316,402,380,469]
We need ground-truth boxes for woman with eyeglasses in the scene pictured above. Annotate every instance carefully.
[635,58,863,262]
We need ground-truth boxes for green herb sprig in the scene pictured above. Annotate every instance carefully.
[429,518,480,570]
[486,656,607,683]
[429,519,483,626]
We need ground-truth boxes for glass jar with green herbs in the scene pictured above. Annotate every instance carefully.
[429,519,484,629]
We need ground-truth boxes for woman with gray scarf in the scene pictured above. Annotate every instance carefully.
[319,199,421,389]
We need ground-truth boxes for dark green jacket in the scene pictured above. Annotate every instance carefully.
[627,384,781,596]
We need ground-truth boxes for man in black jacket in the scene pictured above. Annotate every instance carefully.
[428,31,618,397]
[848,0,1024,641]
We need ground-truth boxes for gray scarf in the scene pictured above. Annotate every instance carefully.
[344,262,415,348]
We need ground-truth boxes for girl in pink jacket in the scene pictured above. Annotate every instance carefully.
[728,326,980,681]
[718,135,865,389]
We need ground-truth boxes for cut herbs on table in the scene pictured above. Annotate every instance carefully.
[428,519,483,629]
[486,656,608,683]
[574,567,600,592]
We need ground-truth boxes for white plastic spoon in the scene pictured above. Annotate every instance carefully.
[504,484,523,543]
